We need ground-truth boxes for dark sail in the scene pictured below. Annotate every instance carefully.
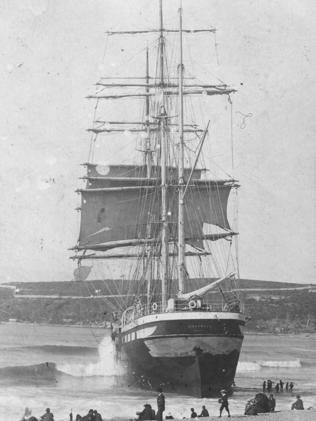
[76,164,236,251]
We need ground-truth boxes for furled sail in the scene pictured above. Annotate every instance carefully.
[76,164,236,251]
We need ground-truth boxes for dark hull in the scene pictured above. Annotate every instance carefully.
[116,312,244,397]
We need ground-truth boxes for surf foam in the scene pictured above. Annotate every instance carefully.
[237,359,302,373]
[57,337,125,377]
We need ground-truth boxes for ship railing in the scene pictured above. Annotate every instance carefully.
[121,299,241,326]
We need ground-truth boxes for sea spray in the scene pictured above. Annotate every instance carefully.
[57,337,126,378]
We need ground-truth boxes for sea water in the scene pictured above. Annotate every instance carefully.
[0,323,315,421]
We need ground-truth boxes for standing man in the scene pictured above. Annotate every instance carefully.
[218,390,230,418]
[279,380,284,392]
[156,387,165,421]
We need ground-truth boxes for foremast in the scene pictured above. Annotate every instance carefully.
[177,2,185,295]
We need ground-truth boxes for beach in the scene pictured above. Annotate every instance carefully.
[0,324,315,421]
[182,411,316,421]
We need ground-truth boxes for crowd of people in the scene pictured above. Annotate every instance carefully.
[21,384,309,421]
[21,407,104,421]
[135,389,231,419]
[135,387,308,419]
[262,379,295,393]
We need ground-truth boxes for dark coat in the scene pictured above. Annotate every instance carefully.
[157,393,165,411]
[198,408,209,417]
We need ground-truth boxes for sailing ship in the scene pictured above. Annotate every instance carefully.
[73,0,245,397]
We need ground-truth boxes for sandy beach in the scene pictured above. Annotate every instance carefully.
[182,411,316,421]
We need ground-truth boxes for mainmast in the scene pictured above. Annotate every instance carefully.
[159,0,165,86]
[159,0,168,310]
[178,1,185,294]
[145,48,152,178]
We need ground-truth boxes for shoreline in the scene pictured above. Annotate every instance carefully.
[105,412,316,421]
[101,412,316,421]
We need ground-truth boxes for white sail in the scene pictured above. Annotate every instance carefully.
[177,273,235,301]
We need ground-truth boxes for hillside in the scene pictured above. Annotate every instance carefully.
[0,279,315,332]
[2,278,310,297]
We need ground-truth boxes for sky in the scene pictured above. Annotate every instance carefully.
[0,0,315,284]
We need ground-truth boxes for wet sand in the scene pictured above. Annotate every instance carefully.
[182,411,316,421]
[104,411,316,421]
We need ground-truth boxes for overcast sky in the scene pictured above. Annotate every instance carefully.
[0,0,315,284]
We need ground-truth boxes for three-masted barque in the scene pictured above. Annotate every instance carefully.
[73,0,245,397]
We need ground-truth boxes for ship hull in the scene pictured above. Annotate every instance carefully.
[116,312,245,397]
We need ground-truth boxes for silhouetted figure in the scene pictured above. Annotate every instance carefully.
[198,406,209,417]
[286,382,289,392]
[218,390,230,418]
[291,395,304,410]
[136,404,155,421]
[262,381,266,392]
[190,408,197,418]
[69,411,73,421]
[268,394,276,412]
[40,408,54,421]
[275,383,280,393]
[267,379,272,392]
[75,409,94,421]
[289,382,294,392]
[156,388,165,421]
[279,380,284,392]
[93,410,103,421]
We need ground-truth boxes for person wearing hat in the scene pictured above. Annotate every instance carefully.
[40,408,54,421]
[156,388,165,421]
[136,404,156,421]
[218,390,230,417]
[291,395,304,410]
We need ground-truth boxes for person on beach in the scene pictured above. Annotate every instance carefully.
[218,389,230,418]
[21,407,36,421]
[198,405,209,417]
[156,387,165,421]
[262,380,266,392]
[40,408,54,421]
[75,409,94,421]
[289,382,294,392]
[279,380,284,392]
[136,404,156,421]
[268,394,276,412]
[275,382,280,393]
[291,395,304,410]
[267,379,272,392]
[286,382,289,392]
[190,408,198,418]
[93,410,103,421]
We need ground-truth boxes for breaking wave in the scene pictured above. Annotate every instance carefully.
[237,359,302,373]
[0,362,63,383]
[1,345,97,354]
[57,337,125,377]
